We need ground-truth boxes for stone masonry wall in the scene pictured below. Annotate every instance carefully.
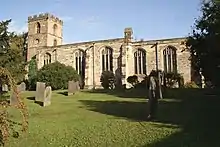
[36,37,191,88]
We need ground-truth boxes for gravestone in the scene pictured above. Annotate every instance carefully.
[2,84,8,92]
[19,82,26,91]
[10,86,20,106]
[35,82,46,102]
[43,86,52,107]
[68,81,79,96]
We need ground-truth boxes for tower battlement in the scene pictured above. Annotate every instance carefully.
[28,13,63,24]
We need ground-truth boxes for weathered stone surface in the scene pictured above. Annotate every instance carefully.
[35,82,45,102]
[43,86,52,107]
[68,81,79,95]
[27,13,192,89]
[19,82,26,92]
[2,84,8,92]
[10,86,20,106]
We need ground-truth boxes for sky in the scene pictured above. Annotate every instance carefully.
[1,0,202,44]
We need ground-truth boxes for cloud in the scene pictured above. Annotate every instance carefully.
[80,16,103,29]
[8,21,27,34]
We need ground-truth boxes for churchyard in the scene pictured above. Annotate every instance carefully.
[4,85,220,147]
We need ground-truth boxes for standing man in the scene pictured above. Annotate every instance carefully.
[147,70,159,120]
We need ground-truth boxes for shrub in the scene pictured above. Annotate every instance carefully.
[100,71,115,89]
[184,81,199,88]
[135,76,148,89]
[127,75,138,87]
[27,56,38,90]
[36,62,79,90]
[164,72,182,88]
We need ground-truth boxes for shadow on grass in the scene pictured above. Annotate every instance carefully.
[26,96,44,106]
[82,88,147,99]
[57,91,68,96]
[81,88,220,147]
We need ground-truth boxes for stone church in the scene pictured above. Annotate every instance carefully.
[27,13,191,89]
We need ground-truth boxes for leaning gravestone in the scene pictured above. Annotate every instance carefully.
[35,82,46,102]
[68,81,79,96]
[43,86,52,107]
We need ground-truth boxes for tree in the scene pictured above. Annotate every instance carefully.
[0,19,27,84]
[37,61,79,90]
[186,0,220,87]
[0,20,28,146]
[100,71,115,89]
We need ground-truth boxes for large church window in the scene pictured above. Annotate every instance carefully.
[75,50,85,78]
[134,48,146,74]
[163,46,177,73]
[101,47,113,72]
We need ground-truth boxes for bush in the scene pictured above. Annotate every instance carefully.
[36,62,79,90]
[164,72,182,88]
[100,71,115,89]
[127,75,138,87]
[184,81,199,88]
[135,76,148,89]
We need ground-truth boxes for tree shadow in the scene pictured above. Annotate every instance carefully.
[82,88,147,99]
[145,88,220,147]
[81,88,220,147]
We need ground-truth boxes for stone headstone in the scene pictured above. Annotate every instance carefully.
[10,86,20,106]
[2,84,8,92]
[35,82,46,102]
[43,86,52,107]
[19,82,26,91]
[68,81,78,96]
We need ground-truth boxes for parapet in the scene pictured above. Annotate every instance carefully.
[124,27,133,33]
[28,13,63,25]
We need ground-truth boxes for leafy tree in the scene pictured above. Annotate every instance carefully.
[186,0,220,87]
[100,71,115,89]
[0,19,27,84]
[36,61,79,90]
[127,75,138,87]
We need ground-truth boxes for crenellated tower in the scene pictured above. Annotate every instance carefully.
[27,13,63,61]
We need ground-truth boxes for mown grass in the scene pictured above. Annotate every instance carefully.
[6,88,220,147]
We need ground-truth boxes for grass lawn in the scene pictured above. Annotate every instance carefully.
[6,88,220,147]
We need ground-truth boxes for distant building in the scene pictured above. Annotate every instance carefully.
[27,13,191,89]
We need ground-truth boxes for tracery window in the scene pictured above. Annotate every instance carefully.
[134,48,146,74]
[163,46,177,73]
[101,47,113,71]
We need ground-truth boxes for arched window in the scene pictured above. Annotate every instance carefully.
[36,22,41,34]
[134,48,146,74]
[101,47,113,71]
[44,53,51,65]
[75,50,85,78]
[163,46,177,73]
[53,24,58,35]
[53,39,57,46]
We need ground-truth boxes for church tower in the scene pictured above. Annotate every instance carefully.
[27,13,63,61]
